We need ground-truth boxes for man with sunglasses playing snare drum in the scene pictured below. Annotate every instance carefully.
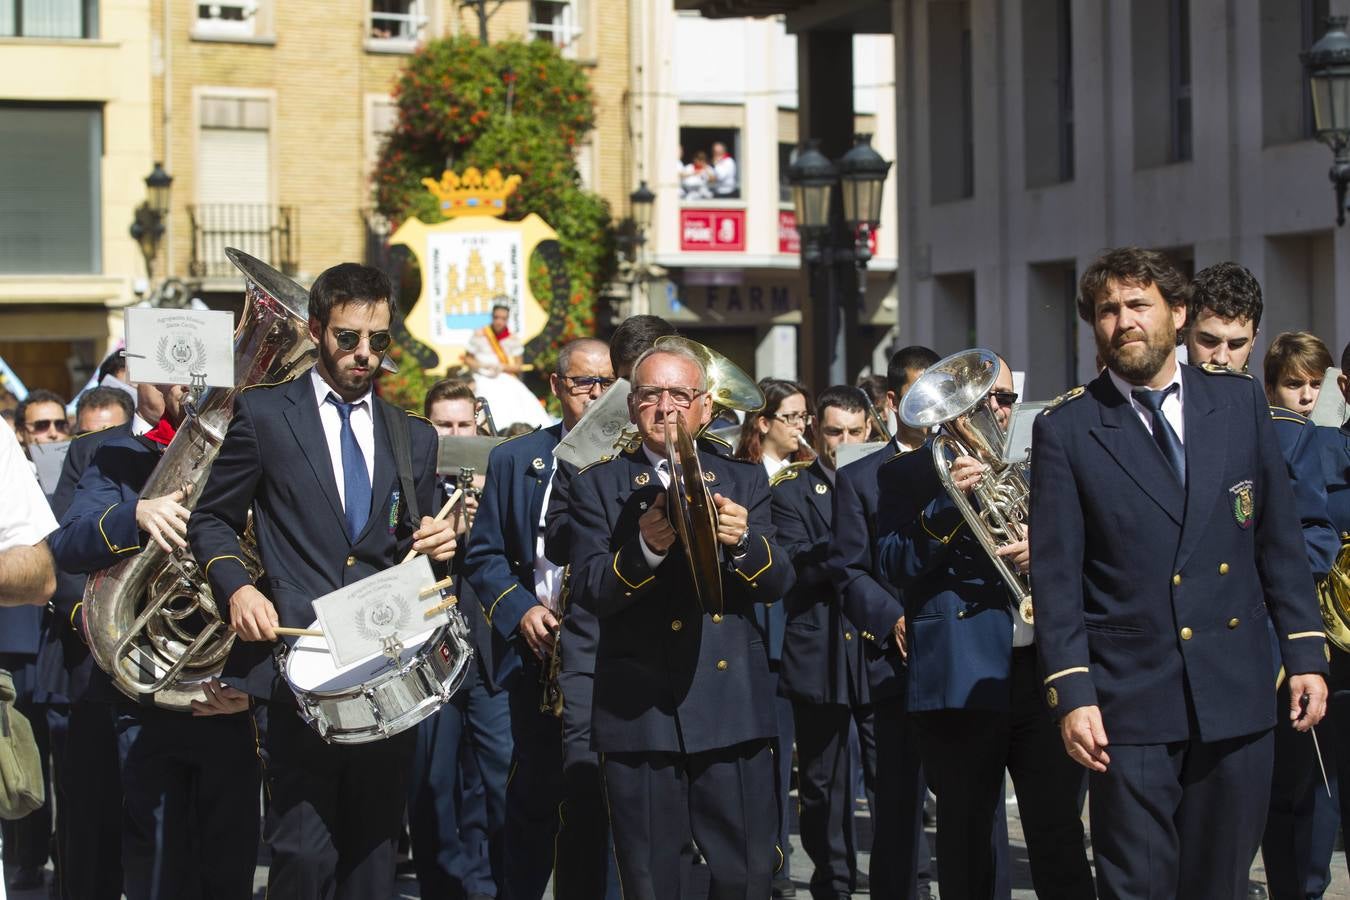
[190,262,458,900]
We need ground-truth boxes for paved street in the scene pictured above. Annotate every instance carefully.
[12,788,1350,899]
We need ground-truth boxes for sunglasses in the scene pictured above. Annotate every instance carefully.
[333,329,392,353]
[25,418,69,434]
[987,390,1019,408]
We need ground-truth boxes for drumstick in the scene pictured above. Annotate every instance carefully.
[274,626,322,638]
[401,489,463,564]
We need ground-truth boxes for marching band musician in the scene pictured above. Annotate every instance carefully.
[1032,247,1329,900]
[735,377,813,894]
[48,381,261,900]
[1255,329,1341,900]
[878,355,1094,900]
[567,344,794,899]
[769,386,871,899]
[825,345,939,900]
[407,377,511,900]
[188,263,457,899]
[461,337,617,900]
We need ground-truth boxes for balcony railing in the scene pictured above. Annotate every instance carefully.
[188,204,298,280]
[2,0,98,39]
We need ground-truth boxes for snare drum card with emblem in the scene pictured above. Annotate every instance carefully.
[311,556,446,667]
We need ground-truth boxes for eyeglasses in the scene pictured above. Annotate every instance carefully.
[333,329,392,353]
[768,412,813,426]
[25,419,69,434]
[987,390,1019,408]
[632,385,705,408]
[562,375,616,395]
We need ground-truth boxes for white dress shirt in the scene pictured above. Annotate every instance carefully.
[0,418,57,550]
[310,367,375,511]
[533,426,568,612]
[762,454,790,479]
[1108,362,1185,445]
[638,446,672,570]
[712,154,738,196]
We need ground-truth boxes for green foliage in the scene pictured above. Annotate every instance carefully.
[378,344,438,413]
[374,35,614,394]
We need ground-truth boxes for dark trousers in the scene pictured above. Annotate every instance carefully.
[264,701,414,900]
[56,700,121,900]
[408,665,512,898]
[1089,729,1274,900]
[1262,682,1338,900]
[0,655,50,873]
[502,654,563,900]
[860,696,931,899]
[115,707,260,900]
[913,649,1093,900]
[556,670,622,900]
[602,739,778,900]
[791,701,859,899]
[767,670,795,880]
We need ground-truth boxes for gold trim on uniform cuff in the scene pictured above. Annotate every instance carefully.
[613,548,654,590]
[486,583,521,624]
[98,503,139,555]
[733,536,773,582]
[1287,632,1325,641]
[202,554,247,579]
[1043,666,1089,685]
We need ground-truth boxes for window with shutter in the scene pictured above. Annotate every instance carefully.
[0,104,101,275]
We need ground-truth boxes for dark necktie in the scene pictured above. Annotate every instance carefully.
[327,395,371,540]
[1132,384,1185,485]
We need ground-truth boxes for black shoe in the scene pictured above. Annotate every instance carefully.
[772,876,798,897]
[8,866,44,890]
[1247,883,1267,900]
[855,870,870,893]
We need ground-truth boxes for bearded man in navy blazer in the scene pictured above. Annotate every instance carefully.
[189,263,458,900]
[568,344,794,900]
[1031,247,1329,900]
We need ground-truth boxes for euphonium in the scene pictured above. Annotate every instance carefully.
[899,348,1034,625]
[1318,537,1350,652]
[83,248,316,710]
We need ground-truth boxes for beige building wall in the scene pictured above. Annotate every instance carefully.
[0,0,155,385]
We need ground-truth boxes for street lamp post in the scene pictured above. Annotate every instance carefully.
[1303,17,1350,225]
[129,161,173,280]
[788,135,891,390]
[616,180,657,318]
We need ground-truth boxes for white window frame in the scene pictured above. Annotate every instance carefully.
[368,0,427,52]
[194,1,257,38]
[529,0,583,56]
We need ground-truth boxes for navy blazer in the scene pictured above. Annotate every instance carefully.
[877,443,1020,713]
[39,424,134,702]
[462,425,561,684]
[1306,421,1350,540]
[48,433,168,704]
[1269,406,1339,580]
[1031,366,1328,745]
[568,446,793,754]
[826,440,937,703]
[771,459,860,706]
[542,431,734,676]
[188,375,440,699]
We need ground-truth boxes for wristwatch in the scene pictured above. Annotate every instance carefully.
[731,528,751,559]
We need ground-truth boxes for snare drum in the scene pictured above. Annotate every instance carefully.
[283,610,472,744]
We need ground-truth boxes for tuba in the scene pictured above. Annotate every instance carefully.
[899,348,1034,624]
[1319,537,1350,652]
[83,248,316,710]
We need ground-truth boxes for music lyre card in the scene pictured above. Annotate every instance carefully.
[124,308,235,387]
[311,556,447,667]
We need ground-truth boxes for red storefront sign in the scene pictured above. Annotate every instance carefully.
[679,209,746,252]
[777,210,881,256]
[777,211,800,254]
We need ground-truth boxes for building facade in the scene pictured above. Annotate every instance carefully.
[629,6,899,384]
[0,0,153,396]
[892,0,1350,400]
